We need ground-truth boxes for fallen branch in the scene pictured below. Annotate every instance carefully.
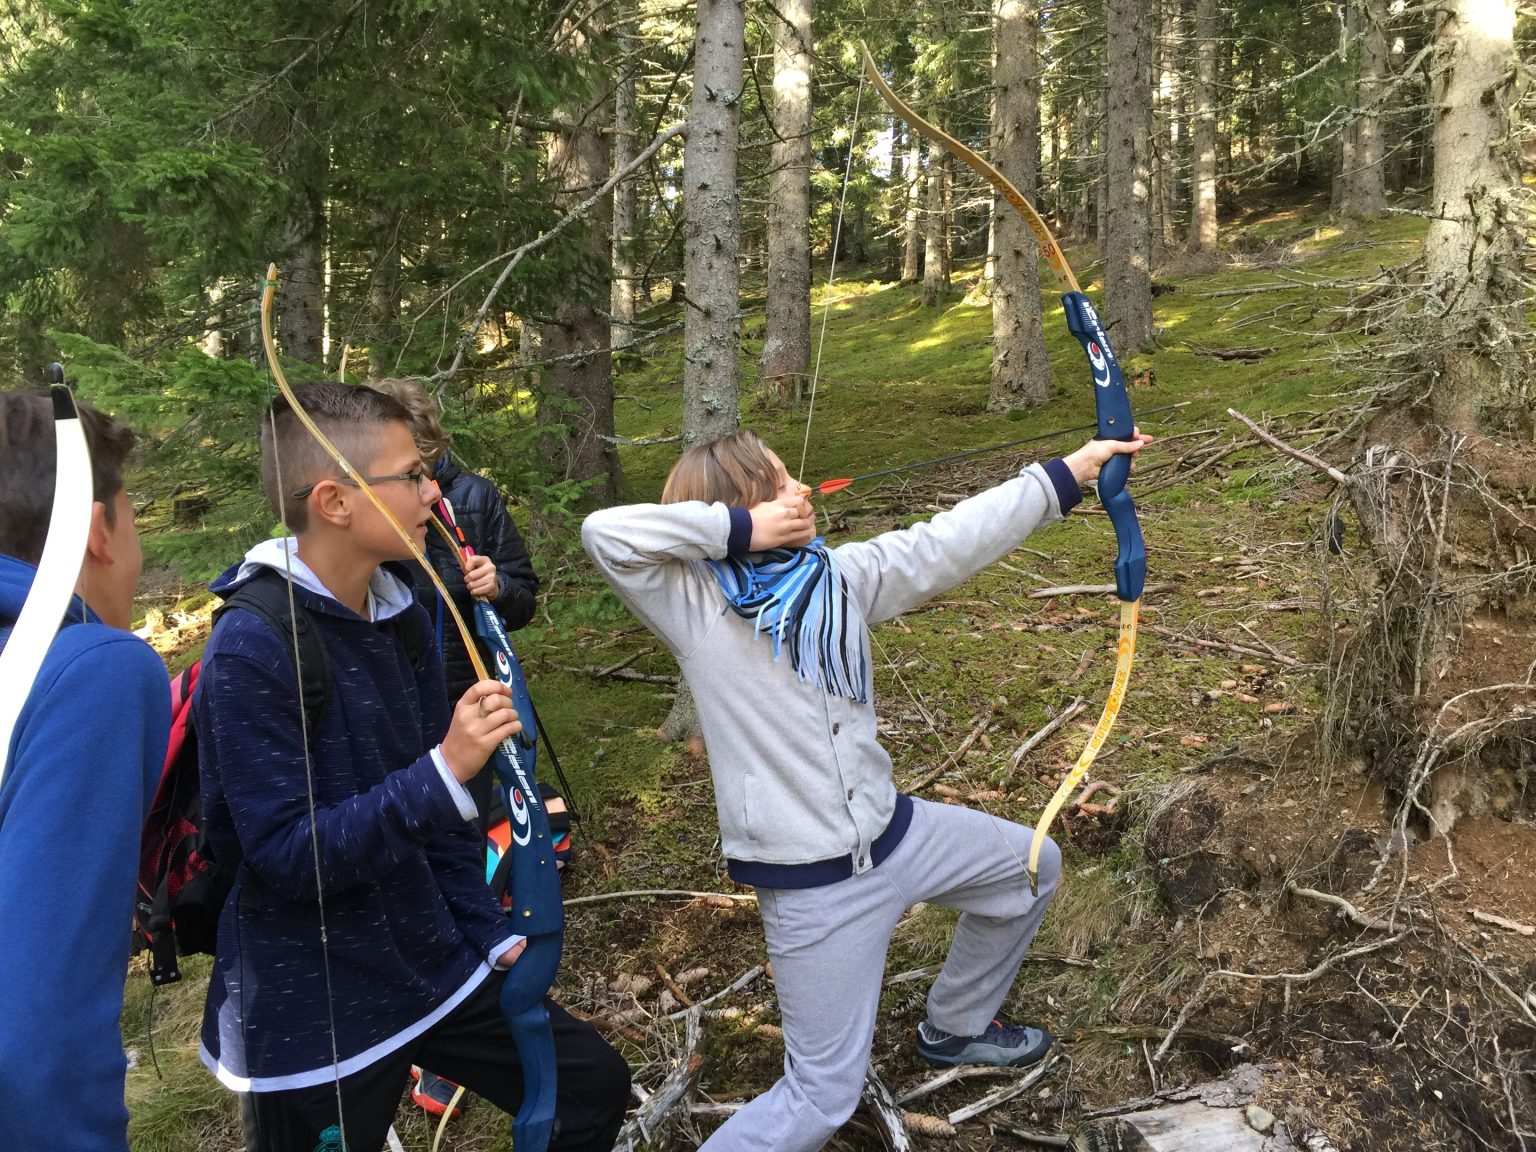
[894,1064,1014,1105]
[991,1122,1070,1147]
[1470,909,1536,936]
[1027,581,1172,599]
[594,647,654,676]
[552,663,680,685]
[667,965,764,1020]
[907,701,999,792]
[1138,438,1257,494]
[1009,698,1087,773]
[615,1006,706,1149]
[948,1055,1059,1125]
[861,1065,912,1150]
[1143,623,1300,668]
[1227,407,1352,486]
[564,888,756,908]
[655,963,695,1008]
[601,433,684,448]
[1193,344,1274,361]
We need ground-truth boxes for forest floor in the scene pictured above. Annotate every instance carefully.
[123,194,1536,1151]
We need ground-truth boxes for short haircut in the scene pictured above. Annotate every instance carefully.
[369,378,453,467]
[0,389,136,565]
[662,429,779,506]
[260,381,413,531]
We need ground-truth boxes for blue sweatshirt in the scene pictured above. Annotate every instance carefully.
[197,541,518,1091]
[0,554,170,1152]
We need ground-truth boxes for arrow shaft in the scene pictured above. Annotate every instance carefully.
[810,402,1186,494]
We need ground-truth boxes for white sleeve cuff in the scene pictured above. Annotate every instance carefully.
[490,933,528,968]
[431,746,481,822]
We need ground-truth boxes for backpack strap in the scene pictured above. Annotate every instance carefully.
[215,571,331,740]
[385,599,432,674]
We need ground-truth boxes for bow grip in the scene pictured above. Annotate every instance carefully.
[503,936,562,1152]
[1060,292,1147,603]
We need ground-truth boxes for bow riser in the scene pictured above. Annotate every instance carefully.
[1060,293,1146,603]
[477,604,563,1152]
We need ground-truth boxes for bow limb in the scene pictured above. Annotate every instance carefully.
[857,50,1147,895]
[858,42,1080,296]
[0,377,94,787]
[432,502,563,1152]
[262,269,561,1152]
[259,267,489,683]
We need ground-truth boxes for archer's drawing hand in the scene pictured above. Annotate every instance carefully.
[441,680,521,782]
[1064,428,1152,486]
[748,496,816,550]
[463,553,499,599]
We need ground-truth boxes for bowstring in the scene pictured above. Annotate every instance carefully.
[796,66,864,479]
[798,73,1040,884]
[260,282,349,1146]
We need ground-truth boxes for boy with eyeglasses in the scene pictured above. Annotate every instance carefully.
[195,381,628,1152]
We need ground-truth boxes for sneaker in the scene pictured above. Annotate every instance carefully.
[409,1066,467,1119]
[915,1019,1053,1068]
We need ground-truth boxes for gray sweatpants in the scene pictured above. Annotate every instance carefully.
[700,797,1062,1152]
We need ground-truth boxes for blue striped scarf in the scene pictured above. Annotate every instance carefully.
[708,539,870,703]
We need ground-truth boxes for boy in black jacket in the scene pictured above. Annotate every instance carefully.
[196,381,627,1152]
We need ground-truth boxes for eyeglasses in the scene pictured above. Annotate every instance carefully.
[290,467,430,501]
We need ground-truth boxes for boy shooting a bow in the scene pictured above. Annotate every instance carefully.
[583,427,1146,1152]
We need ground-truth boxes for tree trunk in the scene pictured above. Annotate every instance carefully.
[1152,0,1180,256]
[275,120,327,366]
[1070,91,1093,238]
[611,27,639,355]
[1186,0,1218,255]
[759,0,814,387]
[990,0,1051,411]
[902,133,924,282]
[922,117,950,307]
[1339,0,1389,218]
[681,0,744,441]
[665,0,746,747]
[367,201,401,377]
[1104,0,1155,354]
[537,15,620,509]
[1422,0,1529,433]
[202,278,233,360]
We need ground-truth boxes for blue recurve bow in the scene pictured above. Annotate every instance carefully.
[858,46,1147,894]
[434,498,564,1152]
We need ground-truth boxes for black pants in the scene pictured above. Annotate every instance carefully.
[240,972,630,1152]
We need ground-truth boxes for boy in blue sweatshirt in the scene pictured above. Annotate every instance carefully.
[196,382,627,1152]
[0,389,170,1152]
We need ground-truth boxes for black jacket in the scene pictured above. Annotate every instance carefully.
[422,458,539,703]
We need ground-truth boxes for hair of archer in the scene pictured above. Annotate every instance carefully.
[260,381,413,532]
[662,429,780,507]
[367,378,453,469]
